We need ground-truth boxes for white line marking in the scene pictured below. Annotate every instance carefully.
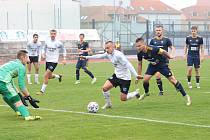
[0,104,210,128]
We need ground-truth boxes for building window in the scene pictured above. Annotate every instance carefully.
[192,12,198,16]
[140,6,144,10]
[150,7,154,11]
[208,12,210,16]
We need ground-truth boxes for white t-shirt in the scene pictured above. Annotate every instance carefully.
[86,50,138,80]
[43,39,66,63]
[27,41,42,56]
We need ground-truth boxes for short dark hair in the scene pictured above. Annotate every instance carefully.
[191,26,198,30]
[79,33,85,37]
[135,37,144,43]
[50,29,57,33]
[33,34,38,38]
[105,40,113,44]
[17,50,28,59]
[155,24,163,28]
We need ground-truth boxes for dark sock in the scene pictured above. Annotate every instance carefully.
[156,78,163,92]
[175,81,187,96]
[143,82,149,94]
[76,69,80,80]
[84,68,94,79]
[187,76,191,83]
[196,76,200,83]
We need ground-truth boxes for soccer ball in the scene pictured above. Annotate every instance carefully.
[87,102,99,113]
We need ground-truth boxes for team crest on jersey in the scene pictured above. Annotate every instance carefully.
[161,41,164,44]
[154,41,157,44]
[190,40,192,42]
[196,39,199,42]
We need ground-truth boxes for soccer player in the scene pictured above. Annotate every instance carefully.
[36,29,66,95]
[184,26,204,89]
[81,41,142,109]
[135,37,191,106]
[150,25,175,95]
[75,33,96,85]
[0,50,41,120]
[26,33,42,85]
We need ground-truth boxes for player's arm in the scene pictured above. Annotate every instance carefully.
[169,45,175,58]
[18,66,39,108]
[137,60,143,76]
[83,53,107,59]
[200,44,204,62]
[158,48,173,59]
[60,43,67,64]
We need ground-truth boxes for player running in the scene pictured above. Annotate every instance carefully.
[37,29,66,95]
[75,33,96,85]
[150,25,175,95]
[26,33,42,85]
[81,41,142,109]
[0,50,41,120]
[135,37,191,106]
[184,26,204,89]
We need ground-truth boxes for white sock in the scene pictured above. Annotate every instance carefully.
[127,91,138,100]
[27,74,31,82]
[103,90,111,104]
[35,74,39,82]
[41,84,47,93]
[54,74,60,79]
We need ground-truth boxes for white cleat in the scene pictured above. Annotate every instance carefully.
[196,83,200,89]
[102,102,112,109]
[75,80,80,85]
[185,94,191,106]
[188,82,192,89]
[91,78,97,84]
[139,93,146,101]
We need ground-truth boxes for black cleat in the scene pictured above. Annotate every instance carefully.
[136,93,140,99]
[58,74,62,82]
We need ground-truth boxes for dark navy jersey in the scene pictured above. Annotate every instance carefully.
[186,36,203,56]
[149,37,172,52]
[77,41,89,56]
[137,45,167,65]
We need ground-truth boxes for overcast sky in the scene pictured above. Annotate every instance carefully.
[81,0,197,10]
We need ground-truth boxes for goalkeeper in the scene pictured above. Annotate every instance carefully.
[0,50,41,121]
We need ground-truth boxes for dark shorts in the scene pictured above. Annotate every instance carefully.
[76,59,87,69]
[46,62,58,72]
[145,63,173,78]
[187,55,200,68]
[108,74,131,94]
[29,56,39,63]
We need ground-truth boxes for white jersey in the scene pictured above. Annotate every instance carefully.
[86,50,138,80]
[43,39,66,63]
[26,41,42,56]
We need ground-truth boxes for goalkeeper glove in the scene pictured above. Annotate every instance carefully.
[18,93,28,106]
[25,95,40,108]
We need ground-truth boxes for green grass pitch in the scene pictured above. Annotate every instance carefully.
[0,59,210,140]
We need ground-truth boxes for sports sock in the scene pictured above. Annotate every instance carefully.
[17,105,30,117]
[187,76,191,83]
[103,90,111,104]
[196,76,200,84]
[143,82,149,94]
[27,74,31,83]
[175,81,187,96]
[3,97,17,112]
[35,74,39,82]
[156,78,163,92]
[127,91,138,100]
[76,69,80,80]
[84,68,94,79]
[41,83,47,93]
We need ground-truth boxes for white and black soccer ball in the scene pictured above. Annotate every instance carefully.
[87,102,99,113]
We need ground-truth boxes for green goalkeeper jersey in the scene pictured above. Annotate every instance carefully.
[0,59,26,91]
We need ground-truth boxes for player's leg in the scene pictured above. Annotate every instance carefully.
[187,56,193,88]
[26,60,32,84]
[82,60,96,84]
[101,74,119,109]
[161,65,191,106]
[34,61,40,84]
[194,57,201,88]
[155,72,164,95]
[75,60,81,84]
